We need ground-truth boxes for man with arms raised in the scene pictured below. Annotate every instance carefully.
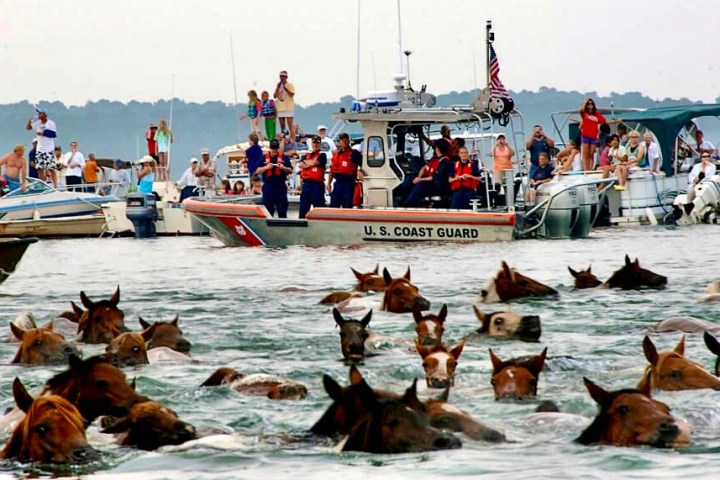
[25,108,58,186]
[0,145,27,192]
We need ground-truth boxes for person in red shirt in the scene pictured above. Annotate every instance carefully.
[146,124,159,161]
[579,98,623,171]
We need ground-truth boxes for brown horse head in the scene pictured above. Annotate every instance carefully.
[10,322,80,365]
[416,340,465,388]
[479,261,558,303]
[473,305,542,341]
[333,307,371,363]
[105,323,158,368]
[489,348,547,400]
[576,375,691,447]
[339,375,461,453]
[352,264,387,292]
[605,255,667,290]
[413,304,447,347]
[138,314,191,353]
[44,354,149,422]
[703,332,720,376]
[380,267,430,313]
[64,287,127,344]
[101,401,196,450]
[638,335,720,391]
[200,368,307,400]
[1,378,99,464]
[568,265,602,289]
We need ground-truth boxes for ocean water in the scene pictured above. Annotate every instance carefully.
[1,225,719,480]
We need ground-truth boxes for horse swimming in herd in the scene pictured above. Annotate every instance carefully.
[59,287,128,344]
[9,321,79,365]
[489,348,548,401]
[473,305,542,341]
[332,307,372,363]
[478,261,558,303]
[568,255,667,290]
[637,335,720,391]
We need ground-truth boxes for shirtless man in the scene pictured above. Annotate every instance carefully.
[0,145,28,192]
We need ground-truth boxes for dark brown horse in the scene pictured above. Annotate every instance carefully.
[478,261,558,303]
[576,375,691,447]
[104,323,158,368]
[44,354,149,423]
[101,401,197,450]
[413,304,447,347]
[200,367,308,400]
[1,378,99,464]
[416,340,465,388]
[139,314,191,353]
[489,348,547,400]
[333,307,372,363]
[638,335,720,391]
[10,322,79,365]
[381,267,430,313]
[60,287,127,344]
[569,256,667,290]
[473,305,542,341]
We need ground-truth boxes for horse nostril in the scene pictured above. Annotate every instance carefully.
[659,422,679,435]
[178,340,191,352]
[432,433,462,450]
[71,446,100,463]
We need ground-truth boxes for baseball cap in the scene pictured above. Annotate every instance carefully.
[36,107,47,114]
[190,157,198,163]
[139,155,154,163]
[279,70,288,77]
[114,159,123,166]
[269,139,280,149]
[317,124,327,131]
[200,148,210,155]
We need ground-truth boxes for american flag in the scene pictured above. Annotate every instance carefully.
[489,44,510,98]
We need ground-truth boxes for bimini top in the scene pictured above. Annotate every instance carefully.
[619,104,720,174]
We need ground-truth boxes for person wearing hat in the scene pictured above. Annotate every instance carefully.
[298,135,328,218]
[327,133,364,208]
[136,155,157,194]
[257,138,293,218]
[177,157,200,202]
[306,125,337,154]
[146,123,159,161]
[273,70,296,135]
[25,107,58,187]
[194,148,217,196]
[107,158,131,199]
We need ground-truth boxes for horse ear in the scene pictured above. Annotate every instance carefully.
[110,286,121,306]
[583,377,610,406]
[437,304,448,324]
[351,267,363,281]
[171,314,179,327]
[633,258,639,267]
[638,369,653,397]
[587,265,592,274]
[674,335,686,356]
[501,261,512,279]
[138,317,151,330]
[72,301,84,318]
[624,254,631,266]
[130,377,137,390]
[472,305,489,332]
[488,349,502,369]
[642,336,659,366]
[568,266,579,278]
[401,379,423,412]
[531,347,548,374]
[704,332,720,356]
[373,264,379,274]
[382,267,392,285]
[412,305,423,323]
[141,322,158,342]
[41,320,54,331]
[12,378,34,413]
[68,353,84,372]
[332,308,345,327]
[9,322,25,341]
[360,309,372,328]
[450,339,465,360]
[80,291,94,310]
[349,365,364,385]
[322,375,343,401]
[101,416,130,434]
[403,266,411,281]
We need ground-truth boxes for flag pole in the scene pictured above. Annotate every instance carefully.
[485,20,493,89]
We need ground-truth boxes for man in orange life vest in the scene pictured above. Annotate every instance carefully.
[298,135,327,218]
[449,146,481,209]
[405,138,452,208]
[327,133,363,208]
[256,138,293,218]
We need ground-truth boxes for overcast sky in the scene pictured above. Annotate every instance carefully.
[2,0,719,107]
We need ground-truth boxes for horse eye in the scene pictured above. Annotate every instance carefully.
[617,405,629,416]
[132,347,141,352]
[669,370,682,379]
[95,380,109,389]
[494,318,504,326]
[34,424,48,435]
[34,339,43,347]
[449,360,457,369]
[422,361,428,369]
[491,379,497,386]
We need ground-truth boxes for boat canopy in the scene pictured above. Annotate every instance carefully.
[619,104,720,175]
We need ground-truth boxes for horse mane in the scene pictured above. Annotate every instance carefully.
[575,388,644,445]
[45,355,111,393]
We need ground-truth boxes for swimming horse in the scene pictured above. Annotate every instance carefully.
[333,307,372,363]
[59,286,128,344]
[10,321,80,365]
[576,374,691,448]
[478,261,558,304]
[413,304,447,348]
[380,267,430,313]
[138,314,192,353]
[319,265,390,305]
[568,255,667,290]
[104,323,158,367]
[637,335,720,391]
[473,305,542,341]
[200,367,308,400]
[489,348,547,401]
[415,340,465,388]
[1,378,99,464]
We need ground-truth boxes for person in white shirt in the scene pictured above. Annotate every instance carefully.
[106,159,131,199]
[643,132,661,173]
[24,108,58,186]
[687,153,717,202]
[306,125,336,154]
[692,130,716,157]
[177,157,199,202]
[63,140,85,191]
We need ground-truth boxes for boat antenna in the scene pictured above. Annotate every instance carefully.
[355,0,361,101]
[404,50,413,91]
[485,20,494,88]
[229,32,241,141]
[396,0,406,87]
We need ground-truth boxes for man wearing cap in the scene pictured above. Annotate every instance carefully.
[106,159,131,199]
[25,108,58,186]
[306,125,337,154]
[194,148,217,196]
[298,135,328,219]
[257,138,293,217]
[64,141,85,191]
[177,158,200,202]
[273,70,295,135]
[327,133,364,208]
[146,124,159,161]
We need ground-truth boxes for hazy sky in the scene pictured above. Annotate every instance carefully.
[3,0,719,107]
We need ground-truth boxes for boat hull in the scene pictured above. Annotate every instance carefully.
[0,215,107,238]
[184,199,515,247]
[102,202,209,236]
[0,237,38,286]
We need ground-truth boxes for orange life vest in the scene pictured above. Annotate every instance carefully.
[451,161,479,191]
[300,151,325,182]
[331,148,358,176]
[264,153,283,177]
[422,158,440,178]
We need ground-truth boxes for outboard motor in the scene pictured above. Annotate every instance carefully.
[125,193,157,238]
[534,183,580,239]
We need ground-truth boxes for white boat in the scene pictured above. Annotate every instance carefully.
[0,214,107,238]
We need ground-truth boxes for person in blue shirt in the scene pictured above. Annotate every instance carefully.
[525,125,555,179]
[525,152,554,203]
[245,133,264,178]
[257,139,293,218]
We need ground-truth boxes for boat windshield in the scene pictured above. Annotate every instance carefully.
[3,178,55,198]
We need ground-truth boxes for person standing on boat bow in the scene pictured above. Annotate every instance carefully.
[525,125,555,179]
[63,141,85,192]
[298,135,327,219]
[25,108,58,187]
[327,133,363,208]
[194,148,217,196]
[258,138,293,218]
[273,70,295,135]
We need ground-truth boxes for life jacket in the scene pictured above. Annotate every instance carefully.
[331,148,358,176]
[422,158,440,178]
[301,151,325,182]
[248,100,260,118]
[264,153,283,177]
[451,161,479,191]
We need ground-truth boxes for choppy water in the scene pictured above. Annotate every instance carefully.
[1,225,720,480]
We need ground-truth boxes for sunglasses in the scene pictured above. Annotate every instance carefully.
[702,155,711,158]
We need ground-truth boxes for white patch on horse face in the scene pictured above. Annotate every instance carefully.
[506,370,515,379]
[430,352,451,377]
[425,321,439,338]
